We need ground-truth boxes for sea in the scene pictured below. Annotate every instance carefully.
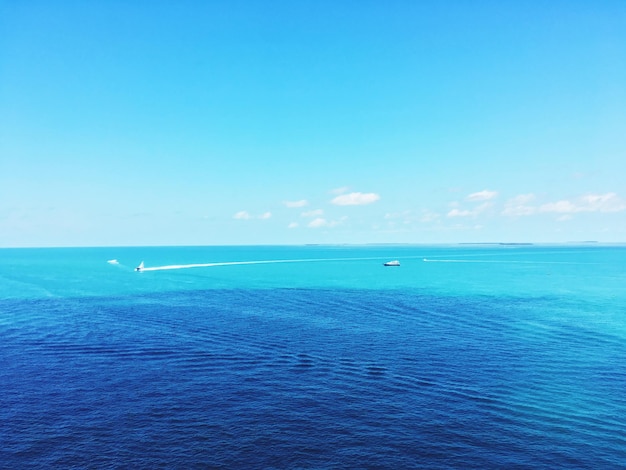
[1,244,625,469]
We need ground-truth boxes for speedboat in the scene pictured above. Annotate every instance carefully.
[383,260,400,267]
[135,261,144,272]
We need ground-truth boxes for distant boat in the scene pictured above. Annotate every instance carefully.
[107,259,119,265]
[383,260,400,267]
[135,261,144,272]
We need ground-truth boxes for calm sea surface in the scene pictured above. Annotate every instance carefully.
[1,245,625,468]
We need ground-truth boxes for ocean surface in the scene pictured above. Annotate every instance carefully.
[1,244,625,469]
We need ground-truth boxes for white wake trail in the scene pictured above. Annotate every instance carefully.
[138,256,400,272]
[423,259,508,263]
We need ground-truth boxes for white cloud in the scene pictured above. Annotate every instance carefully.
[447,208,474,218]
[502,194,537,216]
[467,190,498,201]
[331,192,380,206]
[308,217,330,228]
[420,210,440,223]
[284,199,308,208]
[581,193,625,212]
[288,222,299,229]
[234,210,272,220]
[501,192,625,218]
[540,193,625,214]
[447,202,491,218]
[512,193,536,205]
[233,211,251,220]
[308,217,345,228]
[540,200,578,214]
[301,209,324,218]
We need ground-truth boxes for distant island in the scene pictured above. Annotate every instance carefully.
[459,242,534,246]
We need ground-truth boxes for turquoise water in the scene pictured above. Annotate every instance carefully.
[2,245,625,468]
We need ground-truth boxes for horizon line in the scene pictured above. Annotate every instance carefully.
[3,241,625,250]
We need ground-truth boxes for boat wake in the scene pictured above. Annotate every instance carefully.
[137,256,400,272]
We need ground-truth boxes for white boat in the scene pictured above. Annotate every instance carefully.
[135,261,144,272]
[383,260,400,267]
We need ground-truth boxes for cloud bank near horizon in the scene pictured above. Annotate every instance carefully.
[231,188,624,242]
[503,192,625,218]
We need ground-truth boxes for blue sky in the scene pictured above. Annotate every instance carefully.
[1,1,625,247]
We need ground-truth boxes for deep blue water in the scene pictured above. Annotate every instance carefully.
[2,245,626,468]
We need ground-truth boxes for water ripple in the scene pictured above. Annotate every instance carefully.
[2,287,625,468]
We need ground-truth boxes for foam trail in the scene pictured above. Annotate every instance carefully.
[423,259,514,263]
[139,256,399,272]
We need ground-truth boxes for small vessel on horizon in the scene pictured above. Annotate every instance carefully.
[383,260,400,267]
